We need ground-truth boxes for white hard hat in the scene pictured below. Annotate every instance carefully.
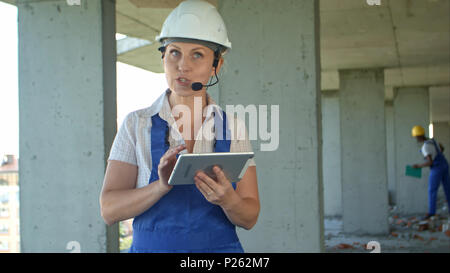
[156,0,232,50]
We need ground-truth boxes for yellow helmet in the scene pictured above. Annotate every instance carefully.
[411,125,425,137]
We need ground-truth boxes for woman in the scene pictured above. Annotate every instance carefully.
[100,0,260,253]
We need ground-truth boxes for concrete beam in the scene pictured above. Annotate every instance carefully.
[385,65,450,88]
[117,36,151,55]
[0,0,16,5]
[321,70,339,91]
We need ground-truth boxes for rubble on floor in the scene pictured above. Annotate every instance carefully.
[324,204,450,253]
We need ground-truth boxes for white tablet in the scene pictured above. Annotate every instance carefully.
[167,152,254,186]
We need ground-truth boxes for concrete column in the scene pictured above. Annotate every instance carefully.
[385,101,396,205]
[219,0,323,252]
[433,122,450,168]
[429,86,450,209]
[321,91,342,217]
[432,122,450,205]
[339,69,389,235]
[394,87,429,215]
[18,0,118,252]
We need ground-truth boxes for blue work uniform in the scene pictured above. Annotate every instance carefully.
[423,139,450,216]
[129,109,244,253]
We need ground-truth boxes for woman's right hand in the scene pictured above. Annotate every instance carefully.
[157,144,186,193]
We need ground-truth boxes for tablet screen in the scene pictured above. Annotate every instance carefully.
[168,152,254,185]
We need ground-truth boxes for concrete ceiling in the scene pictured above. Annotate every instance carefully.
[117,0,450,122]
[321,0,449,69]
[320,0,449,123]
[115,0,450,98]
[2,0,449,121]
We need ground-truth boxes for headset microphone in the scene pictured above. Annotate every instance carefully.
[191,73,219,91]
[191,82,205,91]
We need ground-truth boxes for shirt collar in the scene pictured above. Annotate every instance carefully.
[156,89,223,125]
[147,89,170,117]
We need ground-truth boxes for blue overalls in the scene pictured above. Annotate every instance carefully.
[129,109,244,253]
[424,139,450,216]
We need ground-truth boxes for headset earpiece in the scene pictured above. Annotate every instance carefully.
[158,46,166,59]
[212,50,220,68]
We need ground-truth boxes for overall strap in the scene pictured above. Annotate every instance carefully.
[149,113,170,183]
[214,109,231,152]
[431,139,442,156]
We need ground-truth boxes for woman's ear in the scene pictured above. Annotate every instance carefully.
[211,57,224,76]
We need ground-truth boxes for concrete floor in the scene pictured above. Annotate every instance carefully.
[324,204,450,253]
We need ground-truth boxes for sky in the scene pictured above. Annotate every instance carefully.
[0,2,167,157]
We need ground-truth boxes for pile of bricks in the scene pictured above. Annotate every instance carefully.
[394,215,447,231]
[389,213,450,240]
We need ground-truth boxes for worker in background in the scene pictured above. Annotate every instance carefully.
[411,125,450,220]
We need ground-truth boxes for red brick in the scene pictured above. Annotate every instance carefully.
[337,243,354,249]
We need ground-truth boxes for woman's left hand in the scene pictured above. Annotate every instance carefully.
[194,166,238,208]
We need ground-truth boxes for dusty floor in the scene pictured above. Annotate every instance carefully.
[324,205,450,253]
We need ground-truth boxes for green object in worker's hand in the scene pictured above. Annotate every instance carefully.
[405,165,422,178]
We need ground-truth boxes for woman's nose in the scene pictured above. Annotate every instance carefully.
[177,56,192,72]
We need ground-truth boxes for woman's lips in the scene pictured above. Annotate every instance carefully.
[176,77,191,87]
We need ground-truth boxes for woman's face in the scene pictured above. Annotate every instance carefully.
[163,42,220,96]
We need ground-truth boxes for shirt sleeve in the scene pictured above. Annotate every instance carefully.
[108,112,138,166]
[230,116,256,167]
[421,142,436,159]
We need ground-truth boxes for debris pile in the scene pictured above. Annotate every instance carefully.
[326,204,450,252]
[388,204,450,243]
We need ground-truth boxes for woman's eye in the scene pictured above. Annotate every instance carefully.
[193,52,203,59]
[170,50,180,57]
